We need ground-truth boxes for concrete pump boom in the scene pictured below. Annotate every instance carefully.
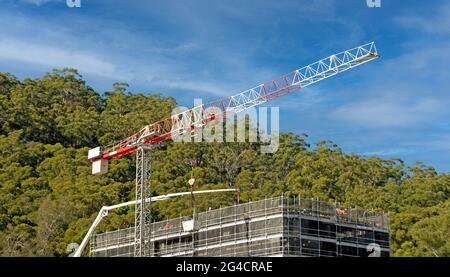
[73,188,239,257]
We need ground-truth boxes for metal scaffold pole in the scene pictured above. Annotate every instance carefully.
[134,146,152,257]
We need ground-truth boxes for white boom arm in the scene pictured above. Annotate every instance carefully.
[72,188,238,257]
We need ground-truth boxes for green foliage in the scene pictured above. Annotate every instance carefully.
[0,69,448,256]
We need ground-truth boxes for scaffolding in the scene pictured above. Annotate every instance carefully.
[91,196,390,257]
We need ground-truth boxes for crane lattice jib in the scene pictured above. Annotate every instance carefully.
[91,42,378,162]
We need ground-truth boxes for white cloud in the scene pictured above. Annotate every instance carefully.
[20,0,61,6]
[396,3,450,34]
[272,87,328,111]
[0,38,117,78]
[150,77,231,97]
[428,135,450,151]
[363,148,416,157]
[332,95,441,128]
[328,35,450,130]
[0,6,284,97]
[381,43,450,80]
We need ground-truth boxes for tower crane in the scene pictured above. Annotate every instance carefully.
[87,42,379,257]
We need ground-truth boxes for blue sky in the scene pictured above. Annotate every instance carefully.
[0,0,449,172]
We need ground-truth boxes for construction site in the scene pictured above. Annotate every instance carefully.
[90,196,390,257]
[71,42,390,258]
[4,1,449,269]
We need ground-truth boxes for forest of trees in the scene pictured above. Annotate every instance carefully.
[0,69,448,257]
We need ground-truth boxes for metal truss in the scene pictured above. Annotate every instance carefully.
[92,42,378,161]
[134,146,152,257]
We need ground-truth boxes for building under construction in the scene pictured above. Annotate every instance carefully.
[91,196,390,257]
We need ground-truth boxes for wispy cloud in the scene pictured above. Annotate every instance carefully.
[396,3,450,34]
[360,134,450,167]
[382,42,450,80]
[363,148,416,157]
[332,95,441,128]
[0,38,118,78]
[0,3,284,97]
[273,86,329,111]
[150,77,231,97]
[19,0,61,6]
[329,37,450,129]
[427,135,450,151]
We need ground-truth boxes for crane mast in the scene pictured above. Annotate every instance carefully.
[87,42,379,257]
